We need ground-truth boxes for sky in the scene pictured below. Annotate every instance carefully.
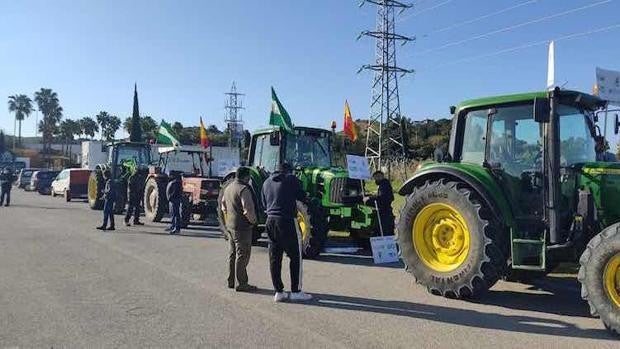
[1,0,620,142]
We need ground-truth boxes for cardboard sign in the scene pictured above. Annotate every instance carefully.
[346,155,371,180]
[370,236,399,264]
[596,67,620,105]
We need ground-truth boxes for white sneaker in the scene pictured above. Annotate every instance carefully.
[274,292,288,302]
[289,291,313,302]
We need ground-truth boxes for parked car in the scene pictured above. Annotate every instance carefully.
[17,168,42,189]
[51,169,91,202]
[30,170,61,195]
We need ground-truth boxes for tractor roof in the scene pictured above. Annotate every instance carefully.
[157,145,210,154]
[455,90,607,113]
[253,125,331,135]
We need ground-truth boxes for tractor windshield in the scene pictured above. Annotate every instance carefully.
[285,133,331,168]
[114,145,151,166]
[558,105,596,166]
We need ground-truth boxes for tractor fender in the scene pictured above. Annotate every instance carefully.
[398,164,515,227]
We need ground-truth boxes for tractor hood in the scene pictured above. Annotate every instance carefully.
[297,166,365,207]
[576,162,620,227]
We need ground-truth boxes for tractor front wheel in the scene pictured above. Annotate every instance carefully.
[397,179,507,299]
[144,178,168,222]
[578,223,620,336]
[296,200,328,259]
[87,171,104,210]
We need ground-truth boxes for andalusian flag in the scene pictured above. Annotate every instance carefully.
[199,117,209,148]
[269,87,294,133]
[157,120,180,146]
[343,100,357,142]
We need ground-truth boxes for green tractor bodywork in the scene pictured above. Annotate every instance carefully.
[397,89,620,335]
[87,141,151,212]
[218,126,376,258]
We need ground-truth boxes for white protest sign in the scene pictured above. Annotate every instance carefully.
[370,235,399,264]
[596,67,620,105]
[346,155,371,180]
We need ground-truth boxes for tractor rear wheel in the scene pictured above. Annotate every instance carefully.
[87,171,104,210]
[144,178,168,222]
[578,223,620,336]
[296,200,328,259]
[397,179,507,299]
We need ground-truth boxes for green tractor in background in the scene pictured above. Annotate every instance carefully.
[218,126,377,258]
[88,142,151,213]
[397,88,620,335]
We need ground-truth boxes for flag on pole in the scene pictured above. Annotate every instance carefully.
[157,120,180,146]
[343,100,358,142]
[269,87,294,133]
[546,41,555,90]
[199,117,209,148]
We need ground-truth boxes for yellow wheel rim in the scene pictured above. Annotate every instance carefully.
[604,253,620,308]
[413,203,471,272]
[88,175,97,201]
[297,210,309,242]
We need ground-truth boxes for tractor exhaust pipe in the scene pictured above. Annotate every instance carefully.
[548,87,562,244]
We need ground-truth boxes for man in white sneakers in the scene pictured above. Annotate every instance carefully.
[262,163,312,302]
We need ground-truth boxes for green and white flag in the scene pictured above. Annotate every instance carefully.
[157,120,180,146]
[269,87,294,133]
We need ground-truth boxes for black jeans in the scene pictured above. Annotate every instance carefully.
[266,216,302,293]
[169,200,181,232]
[124,195,141,223]
[102,199,115,228]
[0,185,10,206]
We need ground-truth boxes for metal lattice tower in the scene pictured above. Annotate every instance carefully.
[224,82,245,148]
[359,0,414,174]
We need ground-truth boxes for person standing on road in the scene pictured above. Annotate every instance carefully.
[364,170,395,236]
[124,172,144,226]
[96,170,116,231]
[166,171,182,235]
[262,163,312,303]
[0,167,15,207]
[221,166,258,292]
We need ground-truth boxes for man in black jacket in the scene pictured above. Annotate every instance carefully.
[364,170,395,236]
[124,172,144,226]
[96,170,116,231]
[262,163,312,303]
[0,167,15,207]
[166,172,182,235]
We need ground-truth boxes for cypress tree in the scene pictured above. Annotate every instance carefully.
[129,83,142,142]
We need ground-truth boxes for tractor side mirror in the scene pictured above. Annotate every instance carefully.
[533,97,550,123]
[269,131,280,146]
[615,114,620,135]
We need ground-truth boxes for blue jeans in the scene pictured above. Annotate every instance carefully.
[169,201,181,232]
[102,200,115,228]
[0,185,11,206]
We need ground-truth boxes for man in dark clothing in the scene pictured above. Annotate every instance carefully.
[262,163,312,302]
[0,167,15,207]
[221,166,258,292]
[124,172,144,226]
[166,172,182,235]
[96,170,116,231]
[364,170,395,236]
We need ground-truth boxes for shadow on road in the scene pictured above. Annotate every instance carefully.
[316,254,404,269]
[298,292,613,340]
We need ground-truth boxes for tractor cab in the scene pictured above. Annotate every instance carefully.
[248,126,332,172]
[107,142,152,179]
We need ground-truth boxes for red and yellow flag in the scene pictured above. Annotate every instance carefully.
[343,100,357,142]
[199,117,209,148]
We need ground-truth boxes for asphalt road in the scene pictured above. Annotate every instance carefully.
[0,189,618,348]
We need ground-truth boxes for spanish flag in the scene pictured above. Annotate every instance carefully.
[199,117,209,148]
[343,100,357,142]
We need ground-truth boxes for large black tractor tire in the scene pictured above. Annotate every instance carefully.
[397,179,507,299]
[144,178,168,222]
[578,223,620,336]
[87,171,104,210]
[296,200,329,259]
[181,195,191,228]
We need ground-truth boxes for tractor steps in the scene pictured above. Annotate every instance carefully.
[510,228,546,271]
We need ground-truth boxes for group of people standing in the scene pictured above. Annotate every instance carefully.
[220,164,394,302]
[96,169,183,234]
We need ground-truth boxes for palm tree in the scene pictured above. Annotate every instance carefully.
[79,117,99,140]
[96,111,121,141]
[8,94,34,148]
[34,88,62,155]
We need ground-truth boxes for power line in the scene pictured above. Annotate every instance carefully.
[424,23,620,70]
[415,0,612,56]
[421,0,540,37]
[398,0,456,22]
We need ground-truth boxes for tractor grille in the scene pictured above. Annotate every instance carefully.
[330,178,363,205]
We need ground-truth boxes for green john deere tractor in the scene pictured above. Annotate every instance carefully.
[218,126,376,258]
[87,142,151,213]
[397,88,620,335]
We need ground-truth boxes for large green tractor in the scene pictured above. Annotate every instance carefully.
[397,88,620,335]
[218,126,376,258]
[87,142,151,213]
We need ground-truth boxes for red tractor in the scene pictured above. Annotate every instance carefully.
[143,146,221,227]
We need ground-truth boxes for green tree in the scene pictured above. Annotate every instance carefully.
[59,119,81,155]
[96,111,121,141]
[0,131,6,154]
[79,117,99,139]
[34,88,63,154]
[123,115,158,142]
[7,94,34,147]
[129,84,142,142]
